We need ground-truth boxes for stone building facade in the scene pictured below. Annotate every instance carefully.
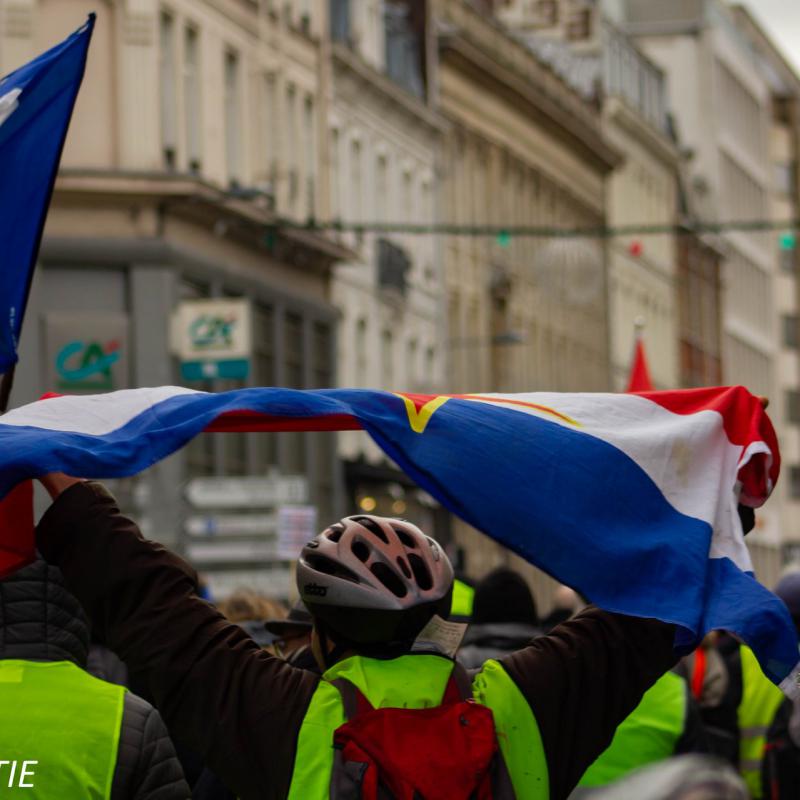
[436,0,619,597]
[3,0,349,597]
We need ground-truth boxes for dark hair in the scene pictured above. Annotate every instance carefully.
[471,567,538,626]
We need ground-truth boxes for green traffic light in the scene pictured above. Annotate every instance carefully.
[496,230,511,248]
[779,231,797,251]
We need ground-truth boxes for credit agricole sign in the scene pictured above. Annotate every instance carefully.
[172,299,252,381]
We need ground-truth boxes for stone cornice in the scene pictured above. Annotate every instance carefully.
[439,32,621,173]
[604,96,680,168]
[331,44,448,135]
[54,169,354,265]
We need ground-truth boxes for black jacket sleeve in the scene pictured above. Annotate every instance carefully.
[112,692,191,800]
[37,482,319,800]
[499,607,677,799]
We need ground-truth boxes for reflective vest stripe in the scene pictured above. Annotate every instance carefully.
[450,579,475,618]
[740,725,770,737]
[287,654,548,799]
[738,646,785,799]
[0,659,125,799]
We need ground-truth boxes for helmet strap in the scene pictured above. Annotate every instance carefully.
[317,621,351,671]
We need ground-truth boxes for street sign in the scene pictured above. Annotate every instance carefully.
[185,474,309,509]
[185,513,277,537]
[172,298,252,381]
[186,540,278,563]
[44,312,130,393]
[277,505,318,559]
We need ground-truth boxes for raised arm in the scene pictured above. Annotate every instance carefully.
[36,479,318,800]
[499,606,677,799]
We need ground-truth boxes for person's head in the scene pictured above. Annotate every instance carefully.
[297,515,454,669]
[218,589,286,623]
[471,567,538,627]
[774,569,800,637]
[264,600,313,659]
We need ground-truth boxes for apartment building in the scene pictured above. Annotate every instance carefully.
[2,0,349,596]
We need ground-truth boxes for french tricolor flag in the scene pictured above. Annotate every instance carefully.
[0,384,796,691]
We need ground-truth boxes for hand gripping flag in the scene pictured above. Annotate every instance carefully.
[0,15,95,373]
[0,384,797,692]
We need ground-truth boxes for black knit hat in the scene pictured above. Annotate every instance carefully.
[471,567,538,626]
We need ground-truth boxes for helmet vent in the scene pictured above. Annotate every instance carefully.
[305,553,360,583]
[407,553,433,591]
[352,516,389,543]
[393,527,417,549]
[370,562,408,598]
[325,526,344,543]
[397,557,412,578]
[351,540,370,563]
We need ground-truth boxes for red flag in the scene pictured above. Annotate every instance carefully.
[0,480,34,578]
[626,337,654,392]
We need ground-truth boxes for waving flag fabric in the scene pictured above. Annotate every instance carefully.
[0,384,796,690]
[0,15,94,373]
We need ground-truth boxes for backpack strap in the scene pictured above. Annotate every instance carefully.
[329,678,374,721]
[448,661,476,701]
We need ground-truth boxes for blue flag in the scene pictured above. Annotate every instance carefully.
[0,15,95,373]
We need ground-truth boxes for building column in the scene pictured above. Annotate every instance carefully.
[130,265,183,549]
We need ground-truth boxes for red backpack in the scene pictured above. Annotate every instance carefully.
[329,662,515,800]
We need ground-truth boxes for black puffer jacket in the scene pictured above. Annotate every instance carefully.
[0,558,189,800]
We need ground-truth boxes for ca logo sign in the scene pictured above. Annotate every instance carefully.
[0,87,21,128]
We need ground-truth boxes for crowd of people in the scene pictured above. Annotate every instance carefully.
[1,471,798,799]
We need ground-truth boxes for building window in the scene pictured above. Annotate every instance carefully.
[783,314,799,349]
[536,0,558,25]
[224,50,241,186]
[425,345,435,384]
[286,84,298,211]
[159,12,177,169]
[407,338,418,389]
[384,1,424,98]
[303,94,315,219]
[381,329,393,389]
[402,169,413,223]
[376,155,388,222]
[184,25,201,173]
[261,74,277,186]
[781,245,796,274]
[330,0,351,44]
[355,318,367,387]
[790,466,800,499]
[350,139,362,221]
[787,390,800,424]
[565,8,592,41]
[775,162,796,196]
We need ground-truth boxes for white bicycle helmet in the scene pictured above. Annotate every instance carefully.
[297,515,454,646]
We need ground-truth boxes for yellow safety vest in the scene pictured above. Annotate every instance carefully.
[287,653,548,799]
[578,670,687,787]
[0,659,125,799]
[738,646,785,798]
